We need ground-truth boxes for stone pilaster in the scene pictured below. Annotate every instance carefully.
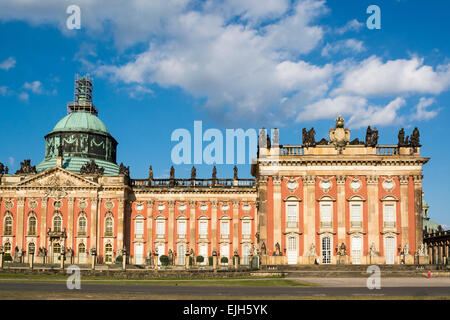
[189,201,196,253]
[272,175,282,249]
[232,201,240,254]
[16,198,24,249]
[366,175,379,255]
[413,175,423,250]
[91,198,98,252]
[211,200,218,252]
[399,175,409,247]
[303,175,316,258]
[257,176,268,252]
[336,175,346,246]
[147,200,154,254]
[67,198,74,250]
[117,199,125,250]
[40,197,47,248]
[168,201,175,252]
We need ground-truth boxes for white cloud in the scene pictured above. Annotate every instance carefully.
[0,57,16,70]
[23,81,43,94]
[335,19,364,34]
[334,56,450,96]
[321,39,365,57]
[409,97,439,121]
[8,157,14,167]
[0,86,7,95]
[296,96,406,129]
[1,0,449,128]
[18,92,29,102]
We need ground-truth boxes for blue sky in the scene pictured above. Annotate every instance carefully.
[0,0,449,226]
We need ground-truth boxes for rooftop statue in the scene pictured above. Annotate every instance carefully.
[15,159,37,174]
[365,126,378,147]
[191,166,196,180]
[410,127,421,148]
[118,163,130,176]
[80,159,104,175]
[302,128,316,147]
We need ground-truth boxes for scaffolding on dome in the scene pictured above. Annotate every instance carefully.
[67,74,98,115]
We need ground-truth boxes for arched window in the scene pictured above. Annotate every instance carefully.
[4,215,13,235]
[28,216,37,235]
[28,242,36,254]
[53,214,62,232]
[78,215,87,235]
[105,217,114,236]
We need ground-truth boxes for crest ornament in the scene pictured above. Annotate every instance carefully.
[221,204,230,211]
[287,180,298,192]
[135,203,144,212]
[157,204,166,212]
[242,204,251,211]
[350,179,362,192]
[4,201,13,209]
[105,201,114,210]
[78,200,87,209]
[329,116,350,152]
[178,204,187,212]
[319,179,332,193]
[28,200,38,209]
[382,179,395,192]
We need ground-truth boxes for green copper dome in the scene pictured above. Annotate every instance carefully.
[51,112,110,135]
[37,75,119,176]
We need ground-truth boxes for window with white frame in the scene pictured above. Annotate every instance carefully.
[199,220,208,238]
[350,203,362,228]
[53,214,62,232]
[105,216,113,236]
[78,215,87,236]
[177,220,186,238]
[4,214,12,235]
[320,202,332,228]
[383,204,396,229]
[156,220,165,238]
[242,220,251,238]
[28,215,37,235]
[220,220,230,238]
[135,219,144,238]
[287,204,298,228]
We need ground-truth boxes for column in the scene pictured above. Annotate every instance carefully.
[366,175,379,258]
[67,198,74,250]
[399,175,409,247]
[16,198,25,249]
[189,201,196,253]
[413,175,423,252]
[257,176,268,252]
[117,199,124,250]
[168,201,175,252]
[232,201,239,254]
[40,197,48,248]
[336,176,346,247]
[211,200,218,252]
[272,176,282,251]
[303,175,316,259]
[91,198,98,252]
[147,200,154,255]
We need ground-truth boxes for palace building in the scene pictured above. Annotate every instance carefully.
[0,76,432,266]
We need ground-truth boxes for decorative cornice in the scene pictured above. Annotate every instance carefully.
[366,175,379,185]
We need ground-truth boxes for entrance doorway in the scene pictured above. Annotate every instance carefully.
[135,243,144,264]
[287,237,297,264]
[385,237,395,264]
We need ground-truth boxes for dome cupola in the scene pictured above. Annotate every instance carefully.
[37,75,119,175]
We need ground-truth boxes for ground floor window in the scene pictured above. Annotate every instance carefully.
[322,237,331,264]
[105,244,113,264]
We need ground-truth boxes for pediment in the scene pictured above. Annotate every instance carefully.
[16,167,99,188]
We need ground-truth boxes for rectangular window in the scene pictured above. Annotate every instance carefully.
[242,221,251,238]
[199,220,208,238]
[287,204,298,228]
[177,220,186,238]
[156,221,165,238]
[320,203,332,228]
[135,220,144,238]
[383,204,396,228]
[220,221,230,238]
[350,203,362,228]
